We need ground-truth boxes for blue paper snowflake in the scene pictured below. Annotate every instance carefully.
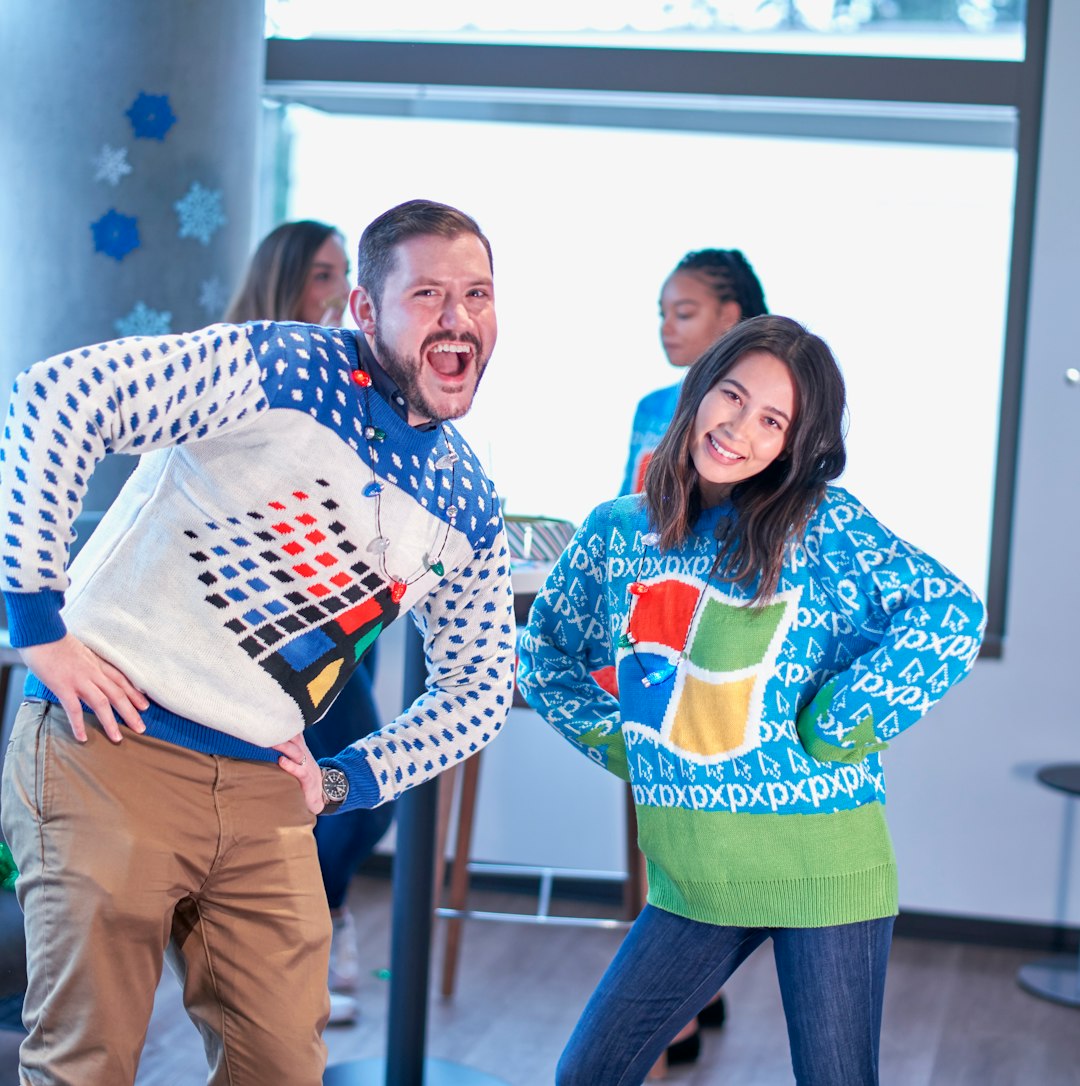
[125,92,176,141]
[92,144,132,187]
[114,302,172,338]
[175,181,226,246]
[198,276,227,318]
[91,209,140,262]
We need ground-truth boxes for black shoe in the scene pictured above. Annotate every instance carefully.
[665,1027,701,1066]
[697,994,727,1029]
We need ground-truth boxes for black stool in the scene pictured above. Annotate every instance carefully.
[1017,763,1080,1007]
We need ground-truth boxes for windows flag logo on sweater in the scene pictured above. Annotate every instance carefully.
[619,577,799,764]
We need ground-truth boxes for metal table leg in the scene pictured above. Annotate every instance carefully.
[324,624,510,1085]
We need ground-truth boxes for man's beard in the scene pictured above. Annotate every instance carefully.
[373,329,487,423]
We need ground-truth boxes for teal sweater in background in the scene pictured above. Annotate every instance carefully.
[516,488,986,928]
[620,381,681,495]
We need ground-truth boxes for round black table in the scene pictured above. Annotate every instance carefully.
[1017,763,1080,1008]
[325,625,511,1084]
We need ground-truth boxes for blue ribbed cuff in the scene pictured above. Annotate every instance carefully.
[318,745,381,812]
[3,590,67,648]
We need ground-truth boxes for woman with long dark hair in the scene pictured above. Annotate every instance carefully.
[519,315,985,1084]
[621,248,768,496]
[225,219,350,327]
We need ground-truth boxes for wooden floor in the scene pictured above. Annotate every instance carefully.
[13,871,1079,1085]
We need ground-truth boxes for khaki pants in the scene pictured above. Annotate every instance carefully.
[1,700,330,1086]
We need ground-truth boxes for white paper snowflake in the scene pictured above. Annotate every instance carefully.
[92,144,133,186]
[115,301,172,338]
[174,181,227,246]
[198,276,227,318]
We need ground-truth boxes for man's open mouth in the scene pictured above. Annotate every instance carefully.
[426,341,474,379]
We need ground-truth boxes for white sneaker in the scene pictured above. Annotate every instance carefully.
[327,990,359,1027]
[328,909,360,993]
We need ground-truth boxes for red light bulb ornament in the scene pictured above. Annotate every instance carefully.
[624,530,714,689]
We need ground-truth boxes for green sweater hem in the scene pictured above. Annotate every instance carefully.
[638,801,898,928]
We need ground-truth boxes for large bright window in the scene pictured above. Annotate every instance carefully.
[279,104,1014,600]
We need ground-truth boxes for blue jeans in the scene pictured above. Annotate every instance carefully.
[305,648,395,909]
[558,905,894,1086]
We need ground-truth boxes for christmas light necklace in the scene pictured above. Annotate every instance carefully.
[620,529,725,688]
[350,366,457,603]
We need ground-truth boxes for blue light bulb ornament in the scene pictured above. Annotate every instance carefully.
[641,663,677,688]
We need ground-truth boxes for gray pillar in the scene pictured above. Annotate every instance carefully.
[0,0,265,514]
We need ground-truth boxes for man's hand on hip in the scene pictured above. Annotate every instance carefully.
[274,734,326,814]
[19,634,150,743]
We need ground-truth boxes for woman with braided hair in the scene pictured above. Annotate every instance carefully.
[621,249,768,497]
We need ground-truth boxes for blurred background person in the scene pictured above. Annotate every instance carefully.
[225,218,351,327]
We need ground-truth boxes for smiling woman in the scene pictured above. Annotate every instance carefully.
[516,315,985,1085]
[689,350,794,507]
[647,316,847,602]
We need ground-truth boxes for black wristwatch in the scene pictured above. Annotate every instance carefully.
[320,767,349,813]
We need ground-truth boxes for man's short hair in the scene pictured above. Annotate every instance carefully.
[356,199,493,307]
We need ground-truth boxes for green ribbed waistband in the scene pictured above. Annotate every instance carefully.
[638,802,898,928]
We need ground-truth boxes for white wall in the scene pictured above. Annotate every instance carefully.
[884,0,1080,926]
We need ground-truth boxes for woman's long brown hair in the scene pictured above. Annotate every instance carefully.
[644,315,847,604]
[224,220,342,323]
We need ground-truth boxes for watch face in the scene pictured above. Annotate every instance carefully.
[322,768,349,803]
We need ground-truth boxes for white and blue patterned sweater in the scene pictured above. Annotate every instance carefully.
[0,322,516,811]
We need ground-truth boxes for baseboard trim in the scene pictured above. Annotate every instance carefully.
[893,909,1080,953]
[361,855,1080,953]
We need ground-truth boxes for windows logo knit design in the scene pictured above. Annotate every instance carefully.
[619,577,798,764]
